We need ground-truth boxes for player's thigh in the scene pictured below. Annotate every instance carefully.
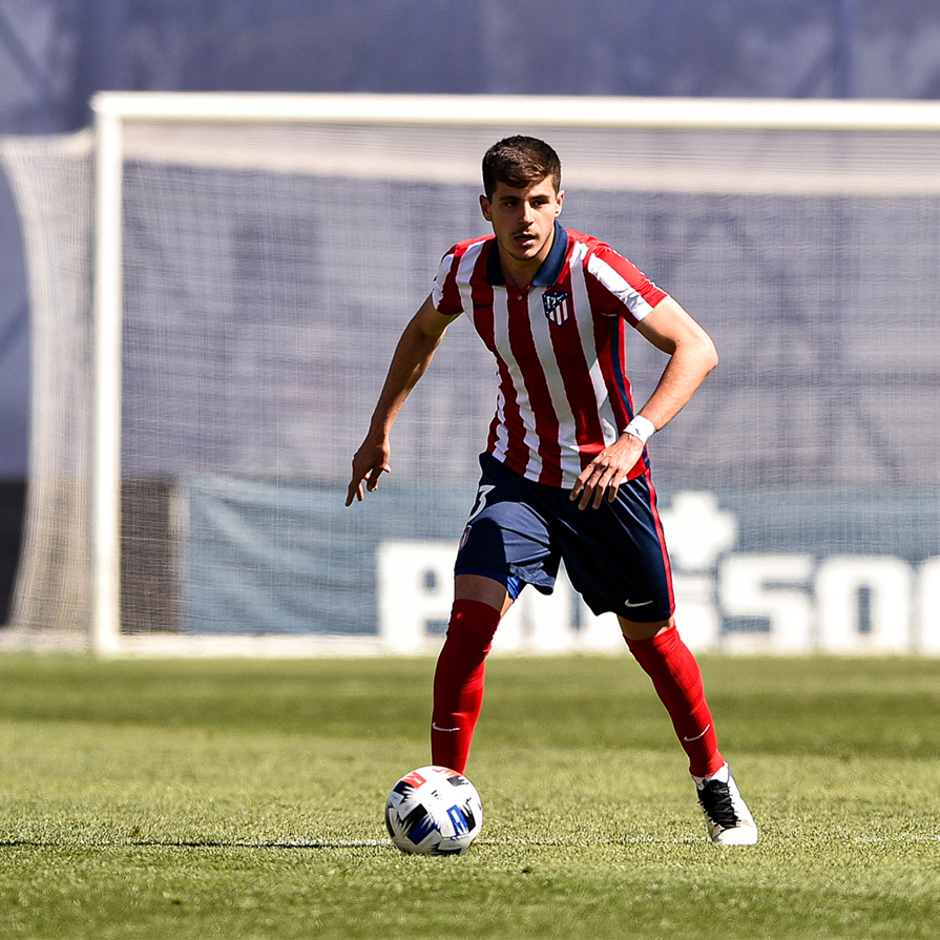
[454,573,514,617]
[617,613,674,641]
[455,457,560,595]
[555,474,674,622]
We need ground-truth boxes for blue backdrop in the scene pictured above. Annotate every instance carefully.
[2,0,940,621]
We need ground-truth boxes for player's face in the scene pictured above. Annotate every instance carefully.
[480,176,564,276]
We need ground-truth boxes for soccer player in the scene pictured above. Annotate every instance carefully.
[346,136,758,845]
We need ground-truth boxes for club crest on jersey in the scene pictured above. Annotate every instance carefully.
[542,290,572,326]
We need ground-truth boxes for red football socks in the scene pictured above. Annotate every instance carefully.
[625,626,725,778]
[431,599,502,774]
[431,604,722,778]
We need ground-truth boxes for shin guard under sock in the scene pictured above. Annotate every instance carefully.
[431,599,502,774]
[625,627,724,778]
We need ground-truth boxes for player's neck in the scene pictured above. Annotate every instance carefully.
[498,231,555,291]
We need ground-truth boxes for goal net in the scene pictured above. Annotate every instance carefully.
[3,93,940,655]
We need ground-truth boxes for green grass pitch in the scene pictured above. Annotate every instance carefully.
[1,652,939,939]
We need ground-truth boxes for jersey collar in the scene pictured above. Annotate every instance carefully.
[486,221,569,288]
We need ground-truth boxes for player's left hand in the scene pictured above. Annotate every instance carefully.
[569,433,645,510]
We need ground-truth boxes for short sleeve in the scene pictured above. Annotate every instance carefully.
[586,245,668,324]
[431,248,465,317]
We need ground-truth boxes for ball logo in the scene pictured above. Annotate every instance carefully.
[401,770,428,788]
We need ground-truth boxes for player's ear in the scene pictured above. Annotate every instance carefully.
[555,189,565,216]
[479,193,492,222]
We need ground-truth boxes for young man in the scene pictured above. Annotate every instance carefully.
[347,136,757,845]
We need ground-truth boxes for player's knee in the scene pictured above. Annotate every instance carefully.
[447,597,503,648]
[618,615,674,642]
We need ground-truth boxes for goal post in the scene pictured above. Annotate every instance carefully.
[4,92,940,656]
[92,99,125,656]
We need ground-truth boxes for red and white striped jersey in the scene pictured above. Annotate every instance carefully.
[432,223,668,489]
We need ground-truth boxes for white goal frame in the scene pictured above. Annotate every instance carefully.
[90,91,940,656]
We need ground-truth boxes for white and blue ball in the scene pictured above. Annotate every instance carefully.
[385,765,483,855]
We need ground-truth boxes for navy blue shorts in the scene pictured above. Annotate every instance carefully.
[455,453,675,622]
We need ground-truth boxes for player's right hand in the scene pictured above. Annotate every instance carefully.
[345,436,391,506]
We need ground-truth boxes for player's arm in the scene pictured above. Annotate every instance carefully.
[630,294,719,431]
[571,295,718,510]
[346,294,458,506]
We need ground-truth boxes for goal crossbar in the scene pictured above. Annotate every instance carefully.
[92,91,940,131]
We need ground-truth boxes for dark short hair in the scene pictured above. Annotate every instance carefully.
[482,136,562,199]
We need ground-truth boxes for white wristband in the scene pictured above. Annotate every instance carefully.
[624,415,656,445]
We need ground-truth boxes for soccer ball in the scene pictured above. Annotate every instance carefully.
[385,765,483,855]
